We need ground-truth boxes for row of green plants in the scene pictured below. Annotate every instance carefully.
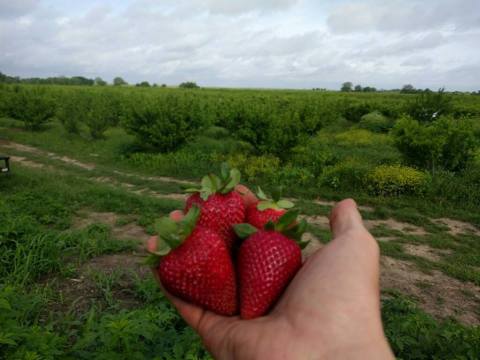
[1,84,479,207]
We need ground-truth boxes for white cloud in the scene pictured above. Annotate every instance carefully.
[0,0,479,90]
[327,0,480,34]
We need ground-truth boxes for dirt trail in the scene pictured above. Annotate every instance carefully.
[0,140,96,170]
[114,170,196,186]
[73,210,151,243]
[381,256,480,325]
[432,218,480,237]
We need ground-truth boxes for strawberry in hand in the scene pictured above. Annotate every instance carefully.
[184,164,246,249]
[235,210,309,319]
[148,206,238,316]
[246,187,295,229]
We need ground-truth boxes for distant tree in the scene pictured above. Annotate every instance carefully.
[161,84,167,88]
[179,81,199,89]
[152,83,158,87]
[401,84,416,94]
[95,77,107,86]
[113,77,127,86]
[136,81,151,87]
[341,82,353,92]
[363,86,377,92]
[354,84,362,92]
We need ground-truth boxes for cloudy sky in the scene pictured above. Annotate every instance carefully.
[1,0,479,90]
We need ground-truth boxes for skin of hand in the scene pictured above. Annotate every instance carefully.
[148,199,394,360]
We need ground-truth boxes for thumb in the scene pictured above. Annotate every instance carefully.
[329,198,365,238]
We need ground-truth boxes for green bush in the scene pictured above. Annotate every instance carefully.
[124,94,207,152]
[393,116,477,172]
[291,138,338,176]
[342,103,373,123]
[367,164,429,196]
[358,111,393,133]
[406,89,453,123]
[56,91,87,134]
[85,92,121,139]
[10,87,56,130]
[342,102,373,122]
[320,158,372,191]
[227,154,281,182]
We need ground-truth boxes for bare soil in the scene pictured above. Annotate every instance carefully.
[364,218,427,236]
[0,140,95,170]
[73,210,150,243]
[403,244,451,262]
[432,218,480,237]
[9,155,45,169]
[381,256,480,325]
[301,215,330,229]
[114,170,196,186]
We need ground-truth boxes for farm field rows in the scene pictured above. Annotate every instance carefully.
[1,85,480,358]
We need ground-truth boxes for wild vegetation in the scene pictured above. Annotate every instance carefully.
[0,84,479,358]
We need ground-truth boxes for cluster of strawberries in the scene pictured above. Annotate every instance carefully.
[147,165,308,319]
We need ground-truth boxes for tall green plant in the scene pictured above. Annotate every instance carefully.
[11,87,56,130]
[393,116,477,173]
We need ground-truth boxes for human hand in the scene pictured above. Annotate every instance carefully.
[148,199,394,360]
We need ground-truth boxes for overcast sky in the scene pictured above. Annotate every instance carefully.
[1,0,479,90]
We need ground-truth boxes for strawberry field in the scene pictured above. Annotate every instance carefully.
[1,84,480,358]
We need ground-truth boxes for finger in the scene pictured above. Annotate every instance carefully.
[146,235,158,253]
[170,210,184,222]
[329,198,364,237]
[235,184,258,207]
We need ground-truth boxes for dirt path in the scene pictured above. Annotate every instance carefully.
[381,256,480,325]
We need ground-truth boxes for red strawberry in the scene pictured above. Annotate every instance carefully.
[149,207,237,316]
[184,165,246,249]
[246,187,295,229]
[235,211,309,319]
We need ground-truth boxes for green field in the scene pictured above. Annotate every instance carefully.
[1,84,480,359]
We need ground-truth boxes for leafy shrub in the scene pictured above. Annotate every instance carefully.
[291,139,338,176]
[342,102,373,122]
[320,158,372,191]
[406,89,453,123]
[393,116,477,172]
[367,165,429,196]
[427,166,480,208]
[85,92,122,139]
[56,91,88,134]
[10,87,56,130]
[124,94,207,152]
[358,111,393,133]
[227,154,281,182]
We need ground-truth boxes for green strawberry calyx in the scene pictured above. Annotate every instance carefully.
[256,186,295,211]
[234,209,310,249]
[184,163,241,201]
[145,206,200,266]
